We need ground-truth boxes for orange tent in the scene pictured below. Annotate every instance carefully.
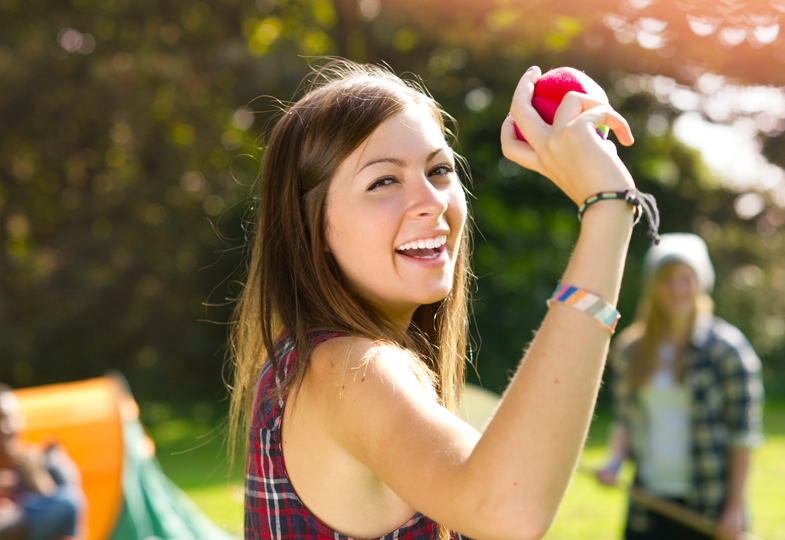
[12,375,238,540]
[14,376,125,540]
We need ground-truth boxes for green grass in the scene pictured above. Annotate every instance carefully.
[148,400,785,540]
[544,404,785,540]
[144,409,244,537]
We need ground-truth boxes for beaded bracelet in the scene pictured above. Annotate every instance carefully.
[547,283,621,334]
[577,188,661,245]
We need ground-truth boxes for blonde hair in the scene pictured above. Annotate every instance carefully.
[227,60,473,472]
[616,263,714,388]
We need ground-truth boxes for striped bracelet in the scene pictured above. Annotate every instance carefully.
[547,283,621,334]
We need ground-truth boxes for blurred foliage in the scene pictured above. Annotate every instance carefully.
[1,0,784,401]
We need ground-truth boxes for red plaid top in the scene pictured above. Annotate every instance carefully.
[244,330,468,540]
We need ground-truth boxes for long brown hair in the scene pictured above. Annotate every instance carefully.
[227,60,473,463]
[616,265,714,388]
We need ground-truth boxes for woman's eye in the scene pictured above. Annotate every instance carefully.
[430,164,455,177]
[367,177,397,191]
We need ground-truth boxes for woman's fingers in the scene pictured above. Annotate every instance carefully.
[583,107,634,147]
[502,67,636,200]
[511,66,541,109]
[500,114,544,175]
[508,66,550,145]
[552,92,634,147]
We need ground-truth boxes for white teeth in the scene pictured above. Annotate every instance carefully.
[396,235,447,252]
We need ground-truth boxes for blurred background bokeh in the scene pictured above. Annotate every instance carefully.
[2,0,783,400]
[2,0,785,536]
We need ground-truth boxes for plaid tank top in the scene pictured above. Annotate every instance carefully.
[244,330,467,540]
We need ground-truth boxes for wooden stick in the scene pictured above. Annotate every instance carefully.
[576,466,765,540]
[628,486,764,540]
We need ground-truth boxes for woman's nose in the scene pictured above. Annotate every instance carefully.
[408,177,448,218]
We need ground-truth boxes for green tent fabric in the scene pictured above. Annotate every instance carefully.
[109,402,238,540]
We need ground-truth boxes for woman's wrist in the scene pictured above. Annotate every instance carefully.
[605,457,623,475]
[578,188,661,244]
[578,198,635,238]
[561,200,634,305]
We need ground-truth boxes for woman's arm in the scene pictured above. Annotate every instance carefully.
[716,327,763,540]
[464,199,634,537]
[595,424,629,486]
[716,448,750,540]
[316,67,638,540]
[14,449,56,496]
[467,64,636,533]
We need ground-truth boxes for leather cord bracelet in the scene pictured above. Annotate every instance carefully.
[578,188,661,245]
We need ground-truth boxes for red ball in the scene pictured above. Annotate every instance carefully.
[514,67,609,140]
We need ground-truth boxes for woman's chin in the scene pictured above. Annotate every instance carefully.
[420,287,452,306]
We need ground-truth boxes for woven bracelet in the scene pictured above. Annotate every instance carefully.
[578,190,640,222]
[547,283,621,334]
[577,188,661,245]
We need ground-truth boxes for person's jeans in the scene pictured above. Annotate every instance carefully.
[19,484,81,540]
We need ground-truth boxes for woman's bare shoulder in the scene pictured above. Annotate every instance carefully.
[309,335,426,392]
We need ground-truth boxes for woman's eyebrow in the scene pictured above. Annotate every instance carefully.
[358,148,451,173]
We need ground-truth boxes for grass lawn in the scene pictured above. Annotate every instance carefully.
[544,403,785,540]
[149,399,785,540]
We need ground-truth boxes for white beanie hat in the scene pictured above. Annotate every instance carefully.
[642,233,715,293]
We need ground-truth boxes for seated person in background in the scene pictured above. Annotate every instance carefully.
[0,384,85,540]
[1,467,26,540]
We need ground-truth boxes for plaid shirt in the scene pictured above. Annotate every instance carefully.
[245,330,467,540]
[611,314,764,532]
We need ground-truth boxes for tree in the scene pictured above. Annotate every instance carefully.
[2,0,782,400]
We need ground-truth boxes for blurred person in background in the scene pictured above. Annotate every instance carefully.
[0,384,85,540]
[595,233,764,540]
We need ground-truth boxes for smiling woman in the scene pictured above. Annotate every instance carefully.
[227,58,650,540]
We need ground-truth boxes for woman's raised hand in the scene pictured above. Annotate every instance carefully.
[501,66,636,206]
